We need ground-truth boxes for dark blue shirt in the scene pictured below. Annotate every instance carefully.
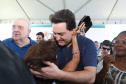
[57,34,97,71]
[2,37,36,58]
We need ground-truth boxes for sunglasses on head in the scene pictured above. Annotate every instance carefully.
[102,47,110,51]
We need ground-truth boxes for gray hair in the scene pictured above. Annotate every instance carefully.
[28,22,31,30]
[14,18,31,30]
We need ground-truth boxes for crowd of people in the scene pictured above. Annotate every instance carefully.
[0,9,126,84]
[95,31,126,84]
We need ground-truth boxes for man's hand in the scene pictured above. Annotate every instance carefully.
[30,61,61,79]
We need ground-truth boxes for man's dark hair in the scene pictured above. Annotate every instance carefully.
[102,40,111,47]
[49,9,76,31]
[95,41,99,44]
[36,32,44,38]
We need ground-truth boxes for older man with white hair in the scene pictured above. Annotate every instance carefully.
[3,18,36,58]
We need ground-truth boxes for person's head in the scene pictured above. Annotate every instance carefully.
[12,18,31,41]
[36,32,44,43]
[115,31,126,57]
[49,9,76,46]
[101,40,111,55]
[95,41,99,49]
[24,40,58,84]
[24,40,58,70]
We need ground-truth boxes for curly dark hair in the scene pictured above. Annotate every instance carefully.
[49,9,76,31]
[24,40,58,84]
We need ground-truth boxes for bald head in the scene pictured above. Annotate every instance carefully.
[14,18,31,30]
[12,18,31,41]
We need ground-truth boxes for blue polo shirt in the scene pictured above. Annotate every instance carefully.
[57,34,97,71]
[2,37,36,58]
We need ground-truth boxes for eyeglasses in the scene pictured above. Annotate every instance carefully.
[102,47,110,51]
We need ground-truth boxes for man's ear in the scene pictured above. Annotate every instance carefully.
[28,30,31,36]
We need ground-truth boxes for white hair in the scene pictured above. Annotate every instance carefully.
[14,18,31,30]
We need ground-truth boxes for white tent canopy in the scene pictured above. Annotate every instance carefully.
[0,0,126,24]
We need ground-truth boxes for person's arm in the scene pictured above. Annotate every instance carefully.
[59,67,96,83]
[30,61,96,83]
[62,25,81,71]
[30,22,97,83]
[62,36,80,71]
[94,54,115,84]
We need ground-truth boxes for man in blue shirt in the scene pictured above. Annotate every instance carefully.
[3,18,36,58]
[30,9,97,83]
[95,41,99,52]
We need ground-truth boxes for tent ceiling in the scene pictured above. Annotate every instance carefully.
[0,0,126,24]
